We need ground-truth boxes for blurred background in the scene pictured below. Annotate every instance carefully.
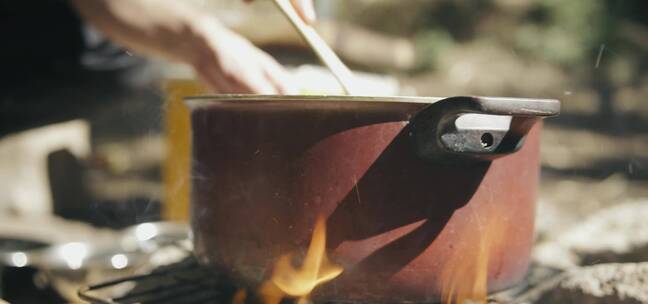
[0,0,646,302]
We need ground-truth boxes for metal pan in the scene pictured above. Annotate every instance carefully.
[188,95,559,302]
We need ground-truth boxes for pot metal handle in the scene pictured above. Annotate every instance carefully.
[409,96,560,163]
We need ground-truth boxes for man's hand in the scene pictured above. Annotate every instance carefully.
[244,0,316,24]
[71,0,298,94]
[191,18,296,94]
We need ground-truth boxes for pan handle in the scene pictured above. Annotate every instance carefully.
[409,96,560,163]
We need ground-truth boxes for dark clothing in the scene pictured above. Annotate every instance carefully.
[1,0,84,85]
[0,0,161,137]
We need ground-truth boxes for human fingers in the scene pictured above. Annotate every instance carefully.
[195,62,244,93]
[257,51,298,94]
[238,68,279,94]
[217,52,278,94]
[290,0,316,24]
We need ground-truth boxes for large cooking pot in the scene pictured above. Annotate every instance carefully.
[188,95,559,302]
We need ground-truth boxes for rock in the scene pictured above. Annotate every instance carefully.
[532,242,579,269]
[533,200,648,269]
[536,263,648,304]
[535,199,572,242]
[557,200,648,265]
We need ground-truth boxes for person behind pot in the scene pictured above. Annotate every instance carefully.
[0,0,314,220]
[0,0,314,135]
[71,0,315,94]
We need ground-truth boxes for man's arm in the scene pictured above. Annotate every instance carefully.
[70,0,297,94]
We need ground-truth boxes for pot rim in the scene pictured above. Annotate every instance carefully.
[184,94,439,109]
[184,94,559,110]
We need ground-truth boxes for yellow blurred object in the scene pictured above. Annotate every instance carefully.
[163,79,207,222]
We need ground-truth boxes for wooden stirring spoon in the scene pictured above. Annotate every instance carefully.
[271,0,357,95]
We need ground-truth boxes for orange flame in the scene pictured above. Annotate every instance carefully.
[440,207,507,304]
[259,216,343,304]
[232,289,247,304]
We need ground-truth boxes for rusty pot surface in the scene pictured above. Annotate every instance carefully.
[188,95,559,302]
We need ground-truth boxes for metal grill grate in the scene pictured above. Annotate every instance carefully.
[79,257,238,304]
[79,257,562,304]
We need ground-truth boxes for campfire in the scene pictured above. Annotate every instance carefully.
[234,216,343,304]
[261,217,343,303]
[440,205,508,304]
[235,205,507,304]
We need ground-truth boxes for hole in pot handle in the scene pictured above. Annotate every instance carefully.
[409,96,560,164]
